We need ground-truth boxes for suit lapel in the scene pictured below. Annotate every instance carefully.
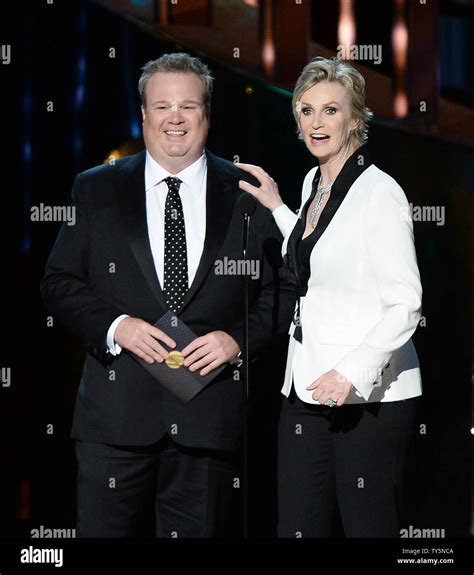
[178,150,238,313]
[286,145,373,297]
[117,149,238,315]
[302,145,372,249]
[118,151,168,311]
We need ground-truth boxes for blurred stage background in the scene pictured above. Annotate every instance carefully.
[0,0,472,539]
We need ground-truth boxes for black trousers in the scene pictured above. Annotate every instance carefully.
[277,391,418,538]
[75,434,242,538]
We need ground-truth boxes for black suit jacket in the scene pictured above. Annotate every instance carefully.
[40,150,295,450]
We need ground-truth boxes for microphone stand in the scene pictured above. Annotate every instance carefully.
[242,209,250,539]
[238,192,256,539]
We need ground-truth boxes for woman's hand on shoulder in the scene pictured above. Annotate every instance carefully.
[236,162,284,212]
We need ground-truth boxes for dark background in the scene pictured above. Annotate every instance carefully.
[0,0,471,549]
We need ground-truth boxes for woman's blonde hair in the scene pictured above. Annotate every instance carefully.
[292,57,373,146]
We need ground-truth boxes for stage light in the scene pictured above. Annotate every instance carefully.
[392,0,409,118]
[103,140,144,164]
[338,0,356,55]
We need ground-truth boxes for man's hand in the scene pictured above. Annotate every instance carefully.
[182,331,240,376]
[306,369,353,406]
[114,317,176,365]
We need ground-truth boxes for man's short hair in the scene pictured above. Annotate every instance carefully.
[138,52,214,114]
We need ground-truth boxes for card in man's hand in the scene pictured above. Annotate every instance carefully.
[129,311,227,403]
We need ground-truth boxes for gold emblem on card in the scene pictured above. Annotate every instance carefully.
[165,350,185,369]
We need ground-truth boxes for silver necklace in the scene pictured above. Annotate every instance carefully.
[309,177,333,228]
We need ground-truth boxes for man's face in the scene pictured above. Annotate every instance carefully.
[141,72,210,173]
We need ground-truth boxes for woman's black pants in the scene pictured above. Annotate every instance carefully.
[277,390,418,538]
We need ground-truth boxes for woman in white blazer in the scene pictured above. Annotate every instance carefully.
[238,57,422,537]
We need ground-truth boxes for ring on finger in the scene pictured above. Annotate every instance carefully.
[324,398,338,408]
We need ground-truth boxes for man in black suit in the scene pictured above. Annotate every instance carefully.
[40,53,294,537]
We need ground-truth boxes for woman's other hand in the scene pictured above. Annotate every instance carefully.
[307,369,353,406]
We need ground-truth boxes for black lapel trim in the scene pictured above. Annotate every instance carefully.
[302,145,372,247]
[177,149,239,314]
[287,145,372,296]
[117,150,243,316]
[117,151,168,311]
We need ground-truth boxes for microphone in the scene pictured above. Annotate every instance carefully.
[239,192,256,257]
[238,191,257,217]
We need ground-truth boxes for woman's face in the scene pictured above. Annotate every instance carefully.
[297,81,358,162]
